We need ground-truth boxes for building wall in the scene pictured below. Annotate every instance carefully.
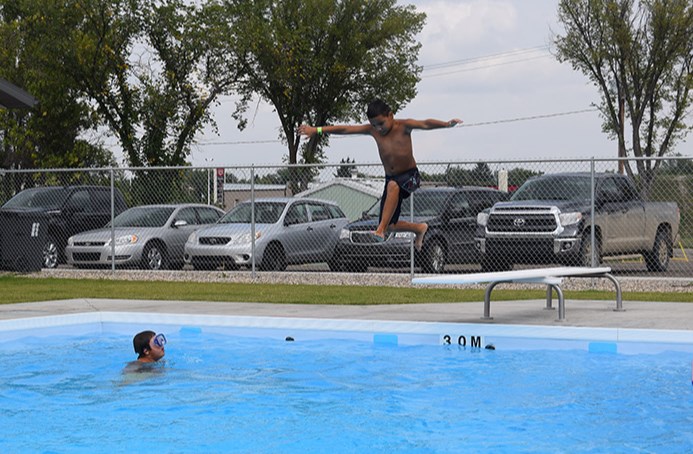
[298,186,378,221]
[223,189,287,209]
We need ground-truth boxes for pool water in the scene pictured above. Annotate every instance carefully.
[1,330,692,453]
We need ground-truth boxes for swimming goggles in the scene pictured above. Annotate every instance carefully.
[152,333,167,348]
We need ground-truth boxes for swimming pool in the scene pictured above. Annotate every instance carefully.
[1,313,693,452]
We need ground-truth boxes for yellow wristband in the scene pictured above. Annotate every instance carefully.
[317,127,323,136]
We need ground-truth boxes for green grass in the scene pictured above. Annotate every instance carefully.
[2,275,692,305]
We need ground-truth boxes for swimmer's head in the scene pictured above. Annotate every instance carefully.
[133,330,166,361]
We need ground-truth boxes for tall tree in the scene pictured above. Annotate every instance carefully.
[554,0,693,196]
[67,0,241,168]
[0,0,116,174]
[225,0,425,168]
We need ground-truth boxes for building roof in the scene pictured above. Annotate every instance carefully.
[295,178,382,198]
[0,78,38,109]
[223,183,287,191]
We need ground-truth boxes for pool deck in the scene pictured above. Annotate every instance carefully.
[1,297,693,331]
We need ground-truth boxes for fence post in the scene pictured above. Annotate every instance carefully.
[110,168,116,274]
[590,158,596,268]
[410,192,415,278]
[250,165,256,278]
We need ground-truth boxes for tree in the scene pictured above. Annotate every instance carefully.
[0,0,116,176]
[554,0,693,196]
[335,157,357,178]
[225,0,424,169]
[66,0,241,168]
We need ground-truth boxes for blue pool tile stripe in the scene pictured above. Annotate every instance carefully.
[588,342,618,354]
[373,334,399,346]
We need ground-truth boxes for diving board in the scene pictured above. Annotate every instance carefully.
[412,267,623,321]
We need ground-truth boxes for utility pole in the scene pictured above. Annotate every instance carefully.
[618,91,625,174]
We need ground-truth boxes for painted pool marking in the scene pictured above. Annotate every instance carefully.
[441,334,483,348]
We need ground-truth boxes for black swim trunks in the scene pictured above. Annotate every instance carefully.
[379,167,421,225]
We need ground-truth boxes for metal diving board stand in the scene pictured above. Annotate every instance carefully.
[412,266,623,321]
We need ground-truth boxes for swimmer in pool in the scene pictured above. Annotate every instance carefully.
[299,99,461,251]
[123,330,166,374]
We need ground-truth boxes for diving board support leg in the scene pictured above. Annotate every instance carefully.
[545,286,554,310]
[482,281,502,320]
[603,273,624,312]
[550,284,566,321]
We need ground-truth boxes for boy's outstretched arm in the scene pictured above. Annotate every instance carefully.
[298,123,372,137]
[401,118,463,130]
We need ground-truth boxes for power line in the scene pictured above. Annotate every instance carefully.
[190,108,599,147]
[457,108,598,128]
[422,45,550,71]
[424,54,552,78]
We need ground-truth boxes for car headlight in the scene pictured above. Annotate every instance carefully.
[339,228,350,240]
[106,235,138,246]
[558,211,582,226]
[394,231,415,239]
[477,212,489,226]
[187,232,197,244]
[67,237,74,246]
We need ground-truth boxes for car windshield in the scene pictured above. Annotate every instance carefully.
[1,187,69,210]
[365,191,449,218]
[109,207,175,228]
[511,177,592,201]
[219,202,286,224]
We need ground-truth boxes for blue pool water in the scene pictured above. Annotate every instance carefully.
[1,328,693,453]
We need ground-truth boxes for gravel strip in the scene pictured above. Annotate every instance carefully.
[11,269,693,293]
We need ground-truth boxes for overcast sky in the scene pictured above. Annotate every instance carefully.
[186,0,688,169]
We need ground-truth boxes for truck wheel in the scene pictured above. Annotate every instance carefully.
[578,234,601,267]
[644,229,671,272]
[480,255,512,272]
[420,239,446,273]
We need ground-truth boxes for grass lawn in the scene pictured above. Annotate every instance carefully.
[2,275,692,305]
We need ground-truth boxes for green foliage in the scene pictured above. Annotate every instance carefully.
[554,0,693,196]
[1,0,242,175]
[2,275,691,305]
[507,167,542,188]
[66,0,241,168]
[0,0,116,174]
[224,0,425,166]
[335,157,357,178]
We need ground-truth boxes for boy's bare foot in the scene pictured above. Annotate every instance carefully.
[371,230,386,242]
[415,224,428,252]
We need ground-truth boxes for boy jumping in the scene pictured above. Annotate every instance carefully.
[298,99,461,251]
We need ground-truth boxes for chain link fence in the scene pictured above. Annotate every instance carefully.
[0,156,690,277]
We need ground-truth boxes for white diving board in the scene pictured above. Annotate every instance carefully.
[412,266,623,321]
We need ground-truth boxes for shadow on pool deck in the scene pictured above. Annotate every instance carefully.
[1,298,693,331]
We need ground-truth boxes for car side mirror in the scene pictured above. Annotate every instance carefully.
[173,219,188,228]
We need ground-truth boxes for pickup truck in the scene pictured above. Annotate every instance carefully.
[475,172,680,272]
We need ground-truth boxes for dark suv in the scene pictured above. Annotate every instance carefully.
[0,186,127,268]
[331,186,508,273]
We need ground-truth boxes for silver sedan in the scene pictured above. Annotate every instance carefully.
[66,204,224,270]
[184,198,349,271]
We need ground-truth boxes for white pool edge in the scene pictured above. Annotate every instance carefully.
[1,312,693,354]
